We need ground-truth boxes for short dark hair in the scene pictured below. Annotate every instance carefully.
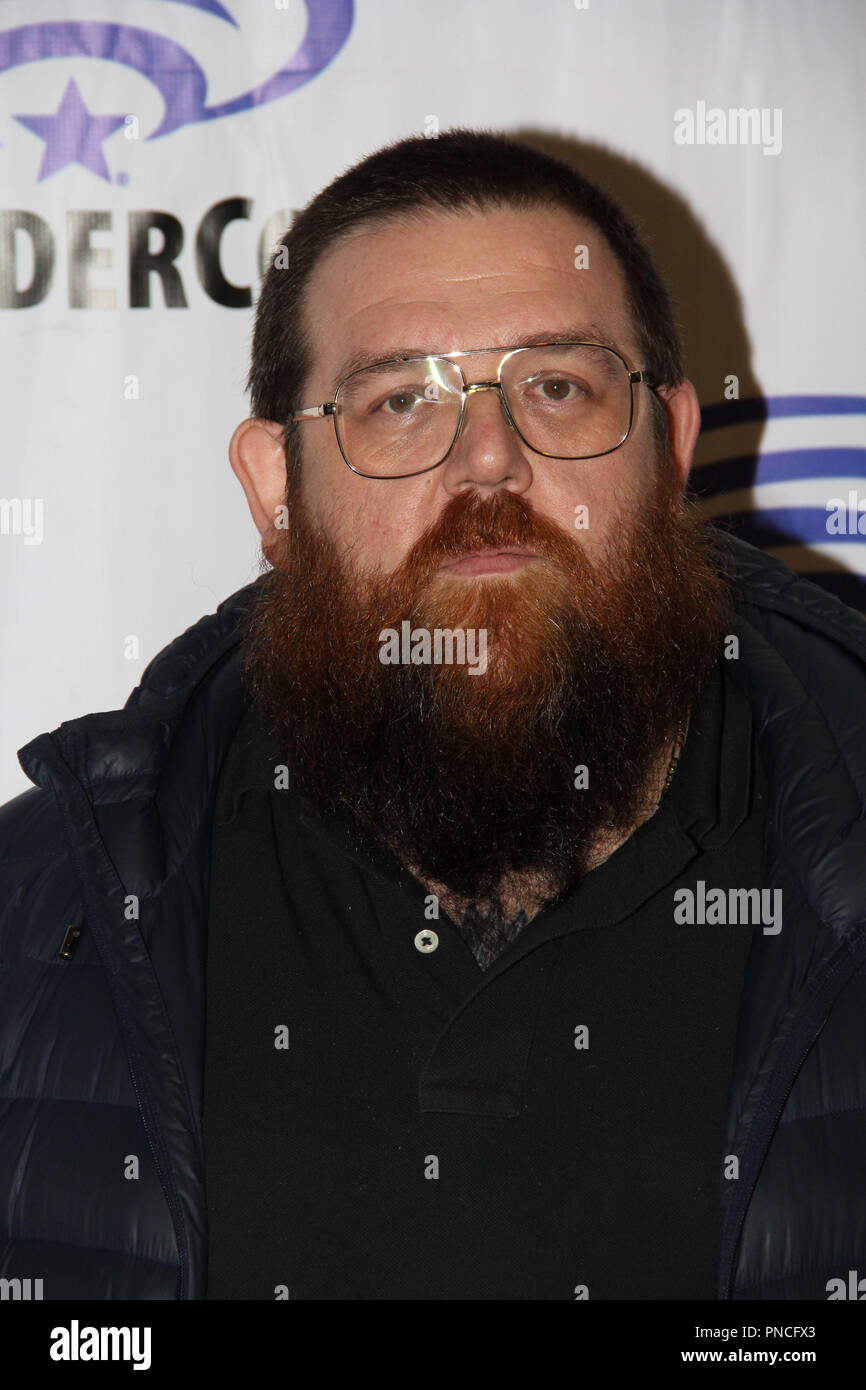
[247,128,682,470]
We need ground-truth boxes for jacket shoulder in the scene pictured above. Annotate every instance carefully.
[726,533,866,664]
[126,577,263,709]
[724,533,866,834]
[0,786,82,965]
[0,784,69,865]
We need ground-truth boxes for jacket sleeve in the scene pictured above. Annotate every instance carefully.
[0,786,86,969]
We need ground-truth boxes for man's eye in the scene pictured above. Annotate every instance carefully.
[534,377,581,402]
[380,390,422,415]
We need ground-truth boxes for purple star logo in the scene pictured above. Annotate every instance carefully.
[1,11,354,182]
[14,77,127,181]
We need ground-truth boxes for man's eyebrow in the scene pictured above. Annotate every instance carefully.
[330,325,622,388]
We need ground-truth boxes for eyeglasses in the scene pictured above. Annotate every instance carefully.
[291,341,653,480]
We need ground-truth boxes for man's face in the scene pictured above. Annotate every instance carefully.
[295,204,676,576]
[237,200,731,919]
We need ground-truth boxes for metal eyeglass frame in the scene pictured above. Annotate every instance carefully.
[291,340,653,480]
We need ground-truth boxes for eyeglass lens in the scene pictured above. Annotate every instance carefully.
[334,345,633,477]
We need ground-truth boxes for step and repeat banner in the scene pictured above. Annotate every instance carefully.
[1,0,864,800]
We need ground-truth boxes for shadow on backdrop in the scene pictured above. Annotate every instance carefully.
[514,129,866,613]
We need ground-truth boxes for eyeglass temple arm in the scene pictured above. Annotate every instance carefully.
[291,403,337,421]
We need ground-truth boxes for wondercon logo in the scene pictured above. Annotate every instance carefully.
[0,0,354,182]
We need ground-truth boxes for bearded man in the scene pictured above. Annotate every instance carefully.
[2,131,866,1303]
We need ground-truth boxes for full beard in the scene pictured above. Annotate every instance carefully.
[240,461,735,913]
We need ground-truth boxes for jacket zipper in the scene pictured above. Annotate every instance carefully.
[80,895,193,1300]
[125,1037,190,1300]
[44,750,193,1301]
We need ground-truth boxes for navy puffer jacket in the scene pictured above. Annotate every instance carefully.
[1,534,865,1300]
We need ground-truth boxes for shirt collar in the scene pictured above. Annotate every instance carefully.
[666,657,756,850]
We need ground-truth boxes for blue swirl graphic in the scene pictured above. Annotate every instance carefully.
[0,2,353,139]
[695,395,866,609]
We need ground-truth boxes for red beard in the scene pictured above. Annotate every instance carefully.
[241,463,734,908]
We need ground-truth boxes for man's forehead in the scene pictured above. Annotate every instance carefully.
[305,205,636,382]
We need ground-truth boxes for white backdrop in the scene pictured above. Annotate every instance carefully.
[1,0,865,801]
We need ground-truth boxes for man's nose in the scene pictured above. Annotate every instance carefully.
[439,383,533,496]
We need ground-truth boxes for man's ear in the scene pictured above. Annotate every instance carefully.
[654,379,701,491]
[229,418,288,554]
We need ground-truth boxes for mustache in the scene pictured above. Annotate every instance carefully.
[388,488,590,589]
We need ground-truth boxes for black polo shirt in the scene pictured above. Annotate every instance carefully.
[203,657,766,1300]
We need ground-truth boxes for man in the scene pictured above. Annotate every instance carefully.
[2,131,865,1302]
